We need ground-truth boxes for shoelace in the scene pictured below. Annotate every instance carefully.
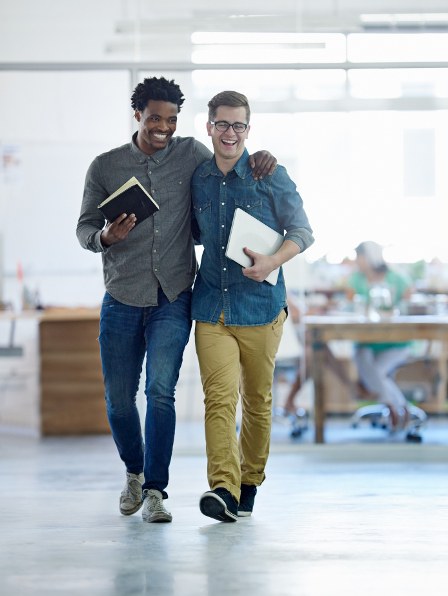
[148,493,165,511]
[122,478,141,499]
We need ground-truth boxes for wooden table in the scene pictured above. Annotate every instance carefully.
[305,314,448,443]
[0,308,107,435]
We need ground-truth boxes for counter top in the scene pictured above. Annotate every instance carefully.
[0,307,100,323]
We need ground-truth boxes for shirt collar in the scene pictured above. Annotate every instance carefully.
[130,131,173,164]
[233,149,251,179]
[201,148,251,179]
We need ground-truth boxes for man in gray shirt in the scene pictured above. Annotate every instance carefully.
[76,76,276,524]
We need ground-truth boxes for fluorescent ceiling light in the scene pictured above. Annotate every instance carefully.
[191,34,346,65]
[360,13,448,26]
[348,33,448,63]
[191,32,327,46]
[191,47,340,65]
[191,48,307,64]
[228,14,276,19]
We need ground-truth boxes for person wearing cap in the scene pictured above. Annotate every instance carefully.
[347,241,413,430]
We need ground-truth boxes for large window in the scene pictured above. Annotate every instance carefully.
[188,70,448,266]
[0,61,447,306]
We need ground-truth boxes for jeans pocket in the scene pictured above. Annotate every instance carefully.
[271,308,287,337]
[102,291,118,308]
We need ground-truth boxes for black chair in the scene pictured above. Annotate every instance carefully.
[272,315,309,439]
[351,401,427,442]
[350,348,439,442]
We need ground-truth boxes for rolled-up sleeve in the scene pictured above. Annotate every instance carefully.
[269,166,314,253]
[284,226,314,252]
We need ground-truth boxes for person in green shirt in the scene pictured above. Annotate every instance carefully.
[347,241,413,430]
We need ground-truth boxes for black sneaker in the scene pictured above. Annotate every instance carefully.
[238,484,257,517]
[199,488,238,522]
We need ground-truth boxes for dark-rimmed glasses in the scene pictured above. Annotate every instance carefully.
[210,121,248,133]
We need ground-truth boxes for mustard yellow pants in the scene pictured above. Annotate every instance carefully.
[195,309,286,502]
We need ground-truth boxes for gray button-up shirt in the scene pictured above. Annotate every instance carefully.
[76,133,212,306]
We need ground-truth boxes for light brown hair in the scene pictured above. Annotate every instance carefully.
[207,90,250,123]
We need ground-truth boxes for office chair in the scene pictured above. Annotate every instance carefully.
[351,401,427,442]
[272,315,309,439]
[272,363,309,438]
[350,349,438,442]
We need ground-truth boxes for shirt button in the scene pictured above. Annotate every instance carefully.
[153,249,157,253]
[224,288,228,292]
[155,229,159,233]
[222,246,225,250]
[247,204,251,208]
[148,171,152,175]
[154,268,158,272]
[221,225,224,228]
[221,202,225,205]
[223,268,226,271]
[222,182,226,186]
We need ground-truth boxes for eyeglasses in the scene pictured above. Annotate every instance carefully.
[210,120,248,133]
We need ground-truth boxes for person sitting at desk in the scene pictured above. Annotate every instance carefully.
[347,241,413,430]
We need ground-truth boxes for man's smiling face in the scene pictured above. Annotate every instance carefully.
[207,106,250,167]
[135,100,178,155]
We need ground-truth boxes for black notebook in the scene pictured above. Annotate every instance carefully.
[98,176,159,225]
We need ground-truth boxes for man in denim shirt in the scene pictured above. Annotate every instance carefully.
[77,78,276,524]
[192,91,314,522]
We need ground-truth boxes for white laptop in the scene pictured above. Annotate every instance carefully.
[225,208,284,285]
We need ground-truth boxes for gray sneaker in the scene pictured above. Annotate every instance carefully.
[142,489,172,523]
[119,472,144,516]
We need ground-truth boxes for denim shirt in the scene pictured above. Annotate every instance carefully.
[191,149,314,326]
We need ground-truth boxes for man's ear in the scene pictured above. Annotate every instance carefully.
[206,121,213,137]
[134,110,141,122]
[245,124,250,139]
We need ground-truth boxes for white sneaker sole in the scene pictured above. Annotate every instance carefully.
[142,510,172,523]
[199,492,237,522]
[120,500,143,516]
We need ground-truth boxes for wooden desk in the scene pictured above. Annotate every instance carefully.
[39,308,107,435]
[0,308,107,435]
[305,315,448,443]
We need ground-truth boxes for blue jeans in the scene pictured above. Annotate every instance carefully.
[99,288,192,498]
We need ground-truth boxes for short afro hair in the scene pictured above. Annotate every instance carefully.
[131,76,185,112]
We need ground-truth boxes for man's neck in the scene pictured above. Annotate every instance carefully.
[134,132,158,156]
[215,156,238,176]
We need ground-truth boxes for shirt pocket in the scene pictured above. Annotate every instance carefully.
[157,175,190,210]
[234,179,263,218]
[192,194,212,214]
[192,189,213,229]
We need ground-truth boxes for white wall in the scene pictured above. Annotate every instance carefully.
[0,70,132,307]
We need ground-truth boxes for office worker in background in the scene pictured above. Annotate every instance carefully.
[191,91,314,522]
[76,77,276,524]
[347,241,413,430]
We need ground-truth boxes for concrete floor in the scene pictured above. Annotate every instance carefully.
[1,421,448,596]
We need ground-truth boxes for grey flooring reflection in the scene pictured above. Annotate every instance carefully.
[1,420,448,596]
